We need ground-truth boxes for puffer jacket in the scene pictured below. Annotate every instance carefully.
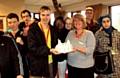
[0,31,23,78]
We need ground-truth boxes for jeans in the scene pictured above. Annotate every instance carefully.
[58,60,67,78]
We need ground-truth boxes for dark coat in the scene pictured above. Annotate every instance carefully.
[27,23,58,77]
[0,31,21,78]
[86,20,99,34]
[19,22,29,54]
[7,30,29,78]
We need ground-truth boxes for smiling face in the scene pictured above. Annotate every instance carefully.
[7,18,19,31]
[102,17,111,29]
[65,18,72,30]
[40,10,50,24]
[55,19,64,30]
[73,18,83,30]
[73,14,86,30]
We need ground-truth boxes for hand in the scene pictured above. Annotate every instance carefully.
[28,20,35,26]
[23,27,28,36]
[16,75,23,78]
[16,37,24,45]
[72,46,79,52]
[50,48,61,55]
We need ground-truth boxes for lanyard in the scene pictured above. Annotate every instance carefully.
[40,23,50,42]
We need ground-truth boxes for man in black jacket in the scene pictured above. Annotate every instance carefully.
[19,10,35,70]
[28,6,61,78]
[6,13,29,78]
[0,31,23,78]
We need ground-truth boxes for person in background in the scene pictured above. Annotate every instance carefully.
[66,13,95,78]
[34,18,40,23]
[19,9,33,70]
[19,10,34,35]
[85,7,99,34]
[0,31,23,78]
[64,17,73,30]
[6,13,29,78]
[95,14,120,78]
[53,16,69,78]
[27,6,61,78]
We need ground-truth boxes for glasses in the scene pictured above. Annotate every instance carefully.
[102,20,110,23]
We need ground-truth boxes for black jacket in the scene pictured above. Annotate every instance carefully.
[19,22,29,54]
[27,23,58,77]
[56,27,70,62]
[0,31,22,78]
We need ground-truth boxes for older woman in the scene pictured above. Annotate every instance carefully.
[95,14,120,78]
[66,13,95,78]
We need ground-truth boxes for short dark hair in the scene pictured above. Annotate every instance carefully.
[21,9,31,17]
[6,13,19,21]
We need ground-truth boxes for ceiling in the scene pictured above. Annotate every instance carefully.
[24,0,84,6]
[24,0,120,12]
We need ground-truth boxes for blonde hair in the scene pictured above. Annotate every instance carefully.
[40,6,51,14]
[73,13,87,29]
[85,7,93,11]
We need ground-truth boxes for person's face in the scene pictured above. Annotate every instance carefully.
[21,12,31,24]
[74,18,83,29]
[102,17,111,29]
[55,19,64,30]
[40,10,50,24]
[85,10,93,19]
[65,19,72,30]
[7,18,19,31]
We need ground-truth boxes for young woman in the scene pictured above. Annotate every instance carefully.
[95,14,120,78]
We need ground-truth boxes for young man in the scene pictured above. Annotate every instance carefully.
[19,10,33,71]
[27,6,61,78]
[85,7,99,34]
[19,9,32,36]
[6,13,29,78]
[0,31,23,78]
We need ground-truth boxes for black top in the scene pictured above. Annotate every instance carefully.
[0,31,21,78]
[27,23,58,76]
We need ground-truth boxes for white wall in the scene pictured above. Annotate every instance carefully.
[0,0,25,18]
[0,0,25,31]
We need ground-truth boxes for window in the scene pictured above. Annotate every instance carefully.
[81,10,86,18]
[34,13,39,19]
[111,5,120,31]
[50,13,55,25]
[67,12,72,18]
[73,12,77,16]
[30,12,55,25]
[31,13,34,20]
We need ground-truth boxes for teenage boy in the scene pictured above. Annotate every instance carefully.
[6,13,29,78]
[85,7,99,34]
[28,6,61,78]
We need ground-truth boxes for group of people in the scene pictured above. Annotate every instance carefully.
[0,5,120,78]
